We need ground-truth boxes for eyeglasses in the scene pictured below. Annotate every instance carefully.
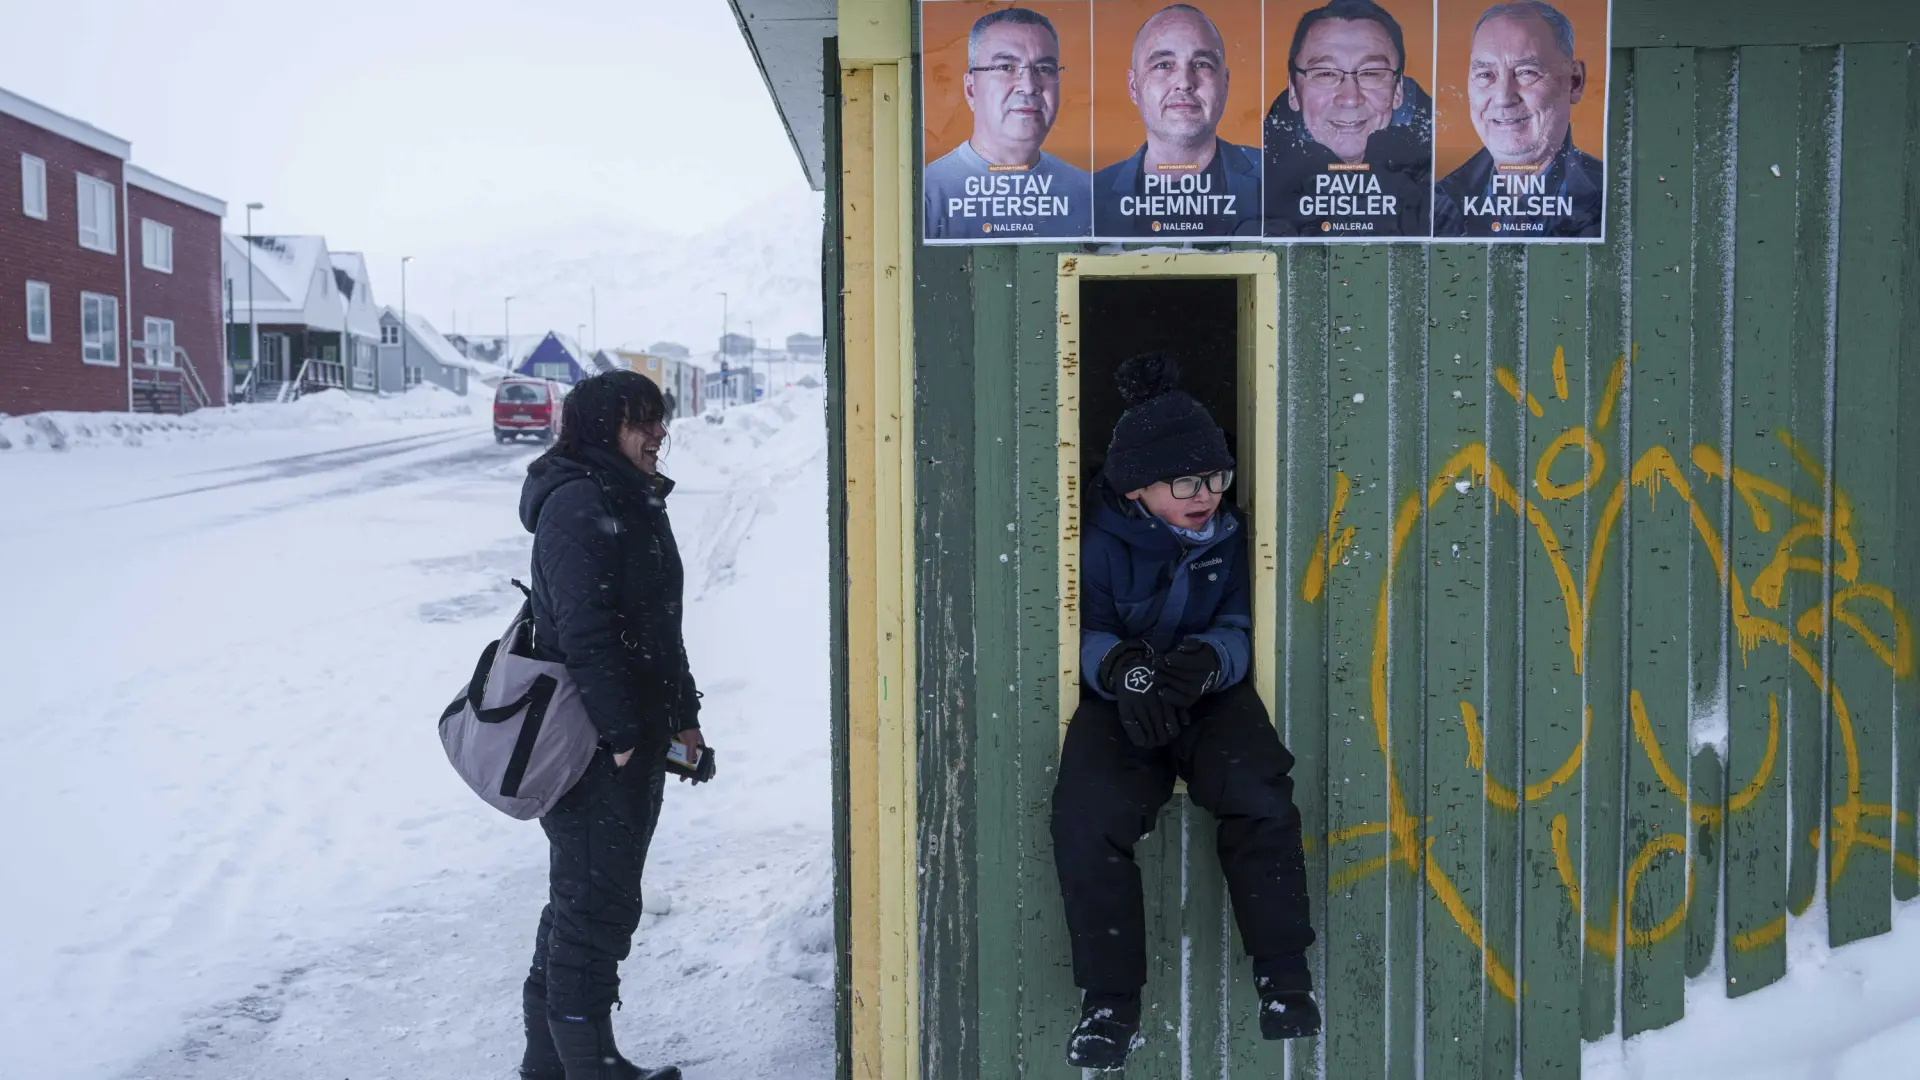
[1292,65,1401,91]
[1166,469,1232,500]
[968,62,1065,80]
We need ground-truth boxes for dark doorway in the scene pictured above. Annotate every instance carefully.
[1078,277,1242,507]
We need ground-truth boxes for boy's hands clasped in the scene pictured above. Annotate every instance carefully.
[1100,638,1223,748]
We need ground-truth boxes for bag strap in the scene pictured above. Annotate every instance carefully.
[499,675,558,799]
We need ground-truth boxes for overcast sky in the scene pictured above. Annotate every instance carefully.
[0,0,811,337]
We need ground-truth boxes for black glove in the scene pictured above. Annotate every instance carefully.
[1099,640,1184,748]
[1154,639,1222,709]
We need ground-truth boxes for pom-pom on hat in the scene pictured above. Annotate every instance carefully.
[1102,352,1234,495]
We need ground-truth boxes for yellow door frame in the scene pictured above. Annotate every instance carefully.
[1054,252,1282,735]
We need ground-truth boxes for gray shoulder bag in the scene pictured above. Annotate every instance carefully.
[437,582,599,819]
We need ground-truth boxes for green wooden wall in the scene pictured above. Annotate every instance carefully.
[902,34,1920,1080]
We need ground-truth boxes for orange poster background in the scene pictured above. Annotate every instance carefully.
[1433,0,1608,180]
[1262,0,1434,124]
[922,0,1095,171]
[1089,0,1264,172]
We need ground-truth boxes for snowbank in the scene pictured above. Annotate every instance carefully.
[0,385,477,453]
[1585,900,1920,1079]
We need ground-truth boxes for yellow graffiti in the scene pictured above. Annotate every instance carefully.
[1302,471,1355,604]
[1304,341,1915,1000]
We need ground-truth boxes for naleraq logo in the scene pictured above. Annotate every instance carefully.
[1123,666,1155,693]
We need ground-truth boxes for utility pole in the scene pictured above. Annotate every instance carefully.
[747,319,756,403]
[504,295,515,371]
[245,202,262,393]
[399,255,413,394]
[718,291,730,407]
[590,286,597,352]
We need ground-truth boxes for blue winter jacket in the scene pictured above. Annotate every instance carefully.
[1080,484,1253,699]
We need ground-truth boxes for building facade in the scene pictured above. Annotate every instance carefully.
[126,166,226,411]
[378,307,474,396]
[1,86,225,416]
[1,87,132,416]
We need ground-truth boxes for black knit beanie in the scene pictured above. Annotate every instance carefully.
[1102,353,1233,495]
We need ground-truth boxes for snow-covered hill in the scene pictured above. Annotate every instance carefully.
[423,189,824,356]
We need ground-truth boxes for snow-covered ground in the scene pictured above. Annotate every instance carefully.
[1586,898,1920,1080]
[0,387,833,1079]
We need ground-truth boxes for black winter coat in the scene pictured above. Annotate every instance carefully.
[519,445,699,756]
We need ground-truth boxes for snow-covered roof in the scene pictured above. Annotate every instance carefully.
[0,84,130,159]
[125,165,226,218]
[380,306,494,378]
[238,235,328,311]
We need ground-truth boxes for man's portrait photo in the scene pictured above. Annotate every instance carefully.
[1261,0,1434,238]
[923,4,1094,241]
[1433,0,1605,239]
[1091,2,1262,239]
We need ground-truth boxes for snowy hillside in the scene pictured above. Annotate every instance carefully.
[0,389,833,1079]
[423,189,824,355]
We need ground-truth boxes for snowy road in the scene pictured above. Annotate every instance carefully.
[1,392,834,1079]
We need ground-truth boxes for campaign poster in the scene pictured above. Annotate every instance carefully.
[1261,0,1436,240]
[1089,0,1264,239]
[921,0,1095,243]
[1432,0,1610,241]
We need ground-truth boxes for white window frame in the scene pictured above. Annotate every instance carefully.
[25,281,51,343]
[381,324,401,346]
[141,219,173,273]
[21,154,47,220]
[143,316,176,367]
[80,292,119,366]
[76,174,116,254]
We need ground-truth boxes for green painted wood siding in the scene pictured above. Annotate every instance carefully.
[903,41,1920,1080]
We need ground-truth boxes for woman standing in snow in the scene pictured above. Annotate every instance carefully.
[516,369,704,1080]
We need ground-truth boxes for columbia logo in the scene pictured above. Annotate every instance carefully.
[1192,557,1223,570]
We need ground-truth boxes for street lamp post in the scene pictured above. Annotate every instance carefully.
[399,255,413,394]
[504,296,515,373]
[245,201,262,397]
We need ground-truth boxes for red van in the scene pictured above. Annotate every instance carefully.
[493,378,565,443]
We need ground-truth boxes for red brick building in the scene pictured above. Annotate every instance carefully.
[1,86,225,417]
[127,166,227,412]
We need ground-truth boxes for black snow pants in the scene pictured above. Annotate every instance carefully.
[527,749,667,1019]
[1050,679,1315,992]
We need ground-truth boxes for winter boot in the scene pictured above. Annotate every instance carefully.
[520,981,566,1080]
[548,1012,682,1080]
[1256,973,1322,1041]
[1065,991,1142,1071]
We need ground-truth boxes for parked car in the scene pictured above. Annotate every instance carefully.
[493,377,566,443]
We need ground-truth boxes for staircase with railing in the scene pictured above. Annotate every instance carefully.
[128,343,215,415]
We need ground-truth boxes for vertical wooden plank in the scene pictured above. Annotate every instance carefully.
[1519,244,1590,1071]
[1182,807,1231,1080]
[1013,246,1079,1076]
[1384,244,1427,1080]
[970,247,1024,1077]
[1687,747,1724,976]
[820,41,853,1080]
[1826,42,1908,946]
[1423,244,1489,1079]
[1323,244,1392,1079]
[1581,53,1636,1042]
[838,65,885,1080]
[1480,244,1525,1080]
[1686,45,1739,985]
[1132,820,1185,1078]
[915,244,978,1080]
[1623,45,1694,1039]
[1725,44,1799,999]
[1897,46,1920,905]
[1785,47,1840,924]
[1271,244,1330,1080]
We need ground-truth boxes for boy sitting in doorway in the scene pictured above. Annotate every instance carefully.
[1052,353,1319,1069]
